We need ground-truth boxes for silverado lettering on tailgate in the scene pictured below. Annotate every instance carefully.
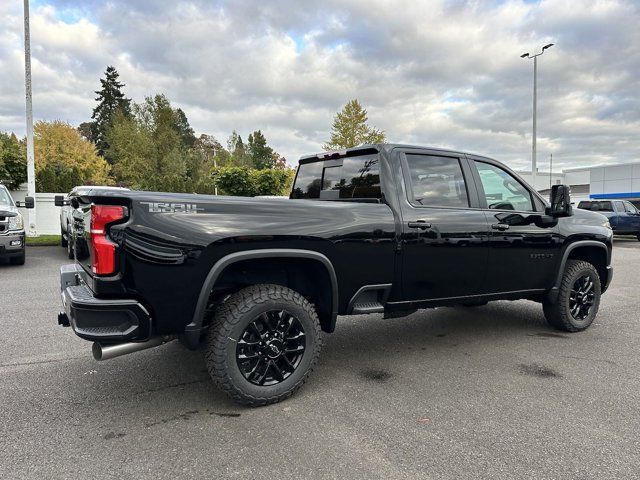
[140,202,204,214]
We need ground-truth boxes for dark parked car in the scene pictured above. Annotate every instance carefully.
[57,144,613,406]
[577,199,640,240]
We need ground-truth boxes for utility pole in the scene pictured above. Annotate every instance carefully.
[521,43,554,192]
[549,153,553,190]
[23,0,37,236]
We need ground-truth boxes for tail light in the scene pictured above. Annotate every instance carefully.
[90,205,125,276]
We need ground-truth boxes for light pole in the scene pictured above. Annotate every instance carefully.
[23,0,37,236]
[521,43,554,191]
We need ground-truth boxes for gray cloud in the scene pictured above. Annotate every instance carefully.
[1,0,639,171]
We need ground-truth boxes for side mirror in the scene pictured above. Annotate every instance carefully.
[547,185,572,218]
[16,196,35,209]
[54,195,66,207]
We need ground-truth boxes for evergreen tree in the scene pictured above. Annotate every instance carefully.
[173,108,196,147]
[247,130,275,169]
[227,131,251,167]
[91,66,131,158]
[323,99,386,150]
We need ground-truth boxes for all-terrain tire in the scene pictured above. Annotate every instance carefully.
[543,260,601,332]
[205,284,323,407]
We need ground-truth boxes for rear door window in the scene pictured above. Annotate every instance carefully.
[614,201,625,212]
[577,201,592,210]
[404,154,469,208]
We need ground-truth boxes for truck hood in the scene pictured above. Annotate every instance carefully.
[0,205,18,217]
[571,205,610,225]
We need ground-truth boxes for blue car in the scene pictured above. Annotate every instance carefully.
[578,199,640,240]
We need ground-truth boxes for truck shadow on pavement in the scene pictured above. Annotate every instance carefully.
[52,298,565,408]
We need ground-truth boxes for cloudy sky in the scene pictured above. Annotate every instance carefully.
[1,0,639,170]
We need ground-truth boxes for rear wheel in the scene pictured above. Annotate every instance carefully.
[205,284,322,407]
[543,260,601,332]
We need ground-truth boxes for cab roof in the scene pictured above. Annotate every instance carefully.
[298,143,490,164]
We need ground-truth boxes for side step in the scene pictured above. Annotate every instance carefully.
[348,284,391,315]
[351,301,384,315]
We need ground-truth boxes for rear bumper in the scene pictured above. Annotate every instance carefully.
[0,231,25,257]
[59,264,152,342]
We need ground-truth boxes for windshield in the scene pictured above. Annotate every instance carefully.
[0,188,13,207]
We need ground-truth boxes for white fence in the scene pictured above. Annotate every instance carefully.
[10,186,64,236]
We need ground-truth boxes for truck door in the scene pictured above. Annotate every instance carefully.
[398,151,490,301]
[620,201,640,233]
[470,159,560,292]
[612,201,628,232]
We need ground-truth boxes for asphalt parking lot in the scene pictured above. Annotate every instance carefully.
[1,243,639,479]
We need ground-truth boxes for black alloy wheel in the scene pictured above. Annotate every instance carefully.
[568,274,596,321]
[205,284,322,406]
[236,310,306,386]
[542,259,601,332]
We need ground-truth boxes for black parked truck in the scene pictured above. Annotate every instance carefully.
[58,144,613,406]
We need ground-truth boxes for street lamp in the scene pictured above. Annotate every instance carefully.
[23,0,37,236]
[521,43,554,191]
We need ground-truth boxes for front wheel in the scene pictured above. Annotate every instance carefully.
[205,284,323,407]
[61,227,68,248]
[543,260,601,332]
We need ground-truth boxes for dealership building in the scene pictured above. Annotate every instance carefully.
[517,161,640,206]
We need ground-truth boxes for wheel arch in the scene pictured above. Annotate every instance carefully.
[550,240,610,300]
[183,249,339,348]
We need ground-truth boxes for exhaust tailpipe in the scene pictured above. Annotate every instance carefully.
[92,336,169,361]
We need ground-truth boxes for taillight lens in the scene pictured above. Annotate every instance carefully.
[90,205,125,276]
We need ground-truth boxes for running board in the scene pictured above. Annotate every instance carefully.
[347,284,391,315]
[351,301,385,315]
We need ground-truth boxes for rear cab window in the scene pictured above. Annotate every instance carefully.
[590,201,614,212]
[291,153,381,201]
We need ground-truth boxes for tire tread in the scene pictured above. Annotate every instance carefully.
[204,284,322,407]
[543,259,600,332]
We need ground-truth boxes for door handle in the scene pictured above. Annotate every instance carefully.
[491,223,509,231]
[408,220,432,230]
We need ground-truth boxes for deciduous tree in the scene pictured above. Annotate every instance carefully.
[33,121,111,192]
[0,133,27,190]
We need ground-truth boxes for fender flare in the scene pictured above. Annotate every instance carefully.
[182,249,339,348]
[549,240,611,300]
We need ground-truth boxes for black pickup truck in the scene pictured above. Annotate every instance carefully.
[58,144,613,406]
